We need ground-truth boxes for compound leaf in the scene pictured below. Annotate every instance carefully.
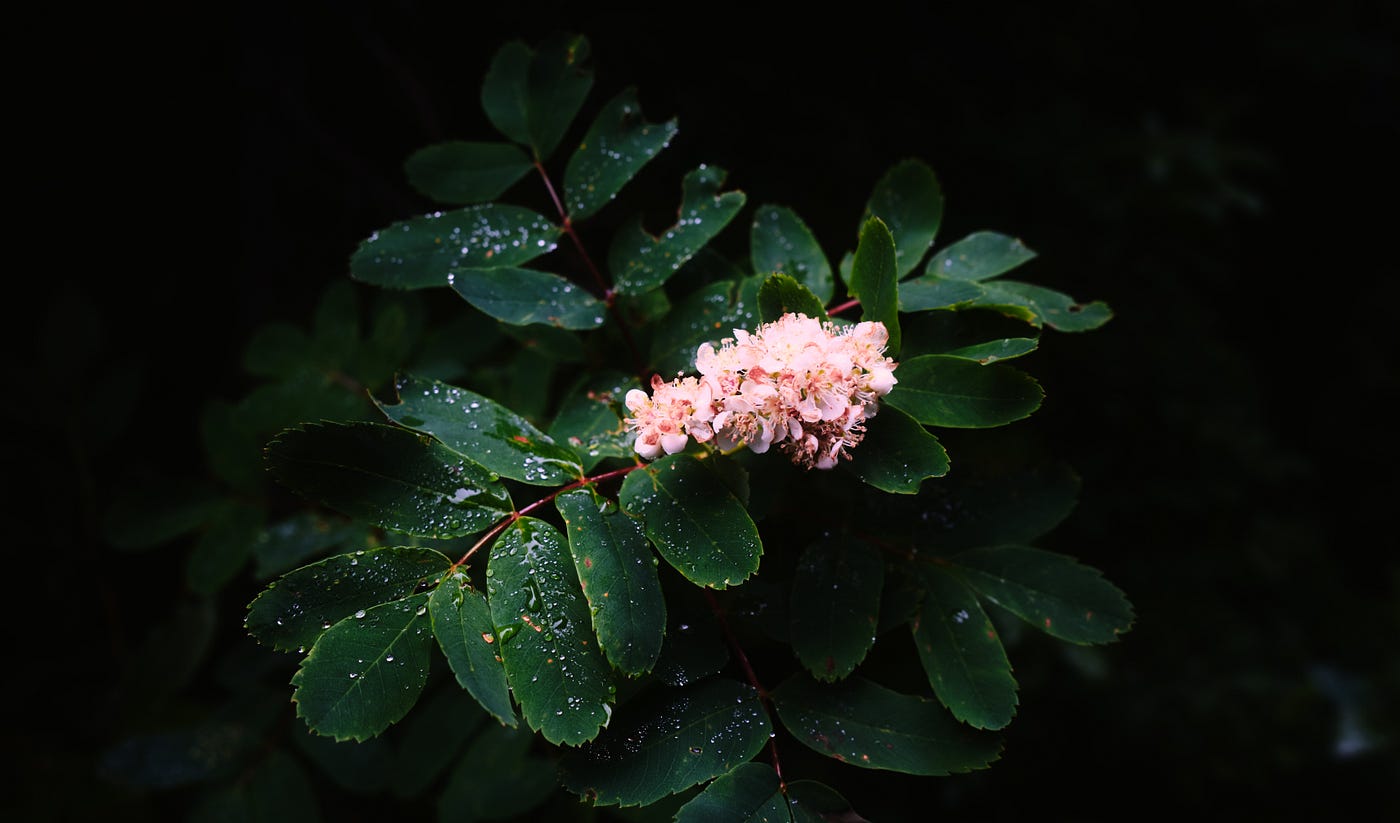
[560,678,770,806]
[772,674,1001,775]
[350,205,560,290]
[548,371,639,471]
[291,593,436,742]
[884,355,1044,428]
[450,266,605,330]
[864,158,943,278]
[619,454,762,589]
[757,272,828,323]
[487,518,613,745]
[846,405,949,493]
[751,205,833,302]
[403,141,532,205]
[376,374,583,486]
[265,421,512,538]
[942,546,1134,644]
[565,87,678,219]
[925,231,1036,281]
[556,488,666,675]
[912,566,1017,730]
[429,571,517,727]
[246,547,451,653]
[610,166,745,295]
[848,217,901,356]
[790,536,883,682]
[674,762,787,823]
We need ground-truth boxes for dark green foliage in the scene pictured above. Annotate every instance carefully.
[122,30,1131,823]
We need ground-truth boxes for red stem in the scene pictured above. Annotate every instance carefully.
[532,161,646,380]
[451,463,641,569]
[703,588,786,787]
[827,297,861,316]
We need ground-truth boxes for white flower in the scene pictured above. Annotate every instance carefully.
[626,313,898,469]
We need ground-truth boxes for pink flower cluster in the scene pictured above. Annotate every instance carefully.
[625,313,898,469]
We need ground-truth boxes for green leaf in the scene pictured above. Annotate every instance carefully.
[480,41,532,145]
[652,585,728,688]
[438,724,556,823]
[548,371,639,471]
[376,374,583,486]
[865,158,943,278]
[450,267,605,330]
[897,276,984,312]
[388,684,485,799]
[349,205,560,290]
[785,781,868,823]
[848,217,901,356]
[526,33,594,160]
[674,762,787,823]
[846,405,949,493]
[246,547,451,653]
[648,274,763,376]
[290,593,436,741]
[265,421,513,538]
[772,674,1001,775]
[187,502,264,596]
[917,462,1081,550]
[429,570,517,727]
[757,272,828,323]
[790,536,884,681]
[560,678,771,806]
[926,231,1037,281]
[750,205,834,302]
[974,280,1113,332]
[499,322,586,364]
[556,488,665,675]
[403,141,532,205]
[619,454,762,589]
[564,87,678,219]
[487,518,613,745]
[609,165,746,295]
[883,355,1044,428]
[912,567,1017,730]
[252,513,366,580]
[939,337,1040,364]
[877,563,925,634]
[942,546,1135,643]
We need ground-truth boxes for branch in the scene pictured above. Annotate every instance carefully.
[533,161,646,381]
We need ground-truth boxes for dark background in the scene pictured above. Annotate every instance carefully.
[17,0,1397,819]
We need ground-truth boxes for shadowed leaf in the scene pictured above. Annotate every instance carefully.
[773,674,1001,775]
[560,678,770,806]
[404,141,532,205]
